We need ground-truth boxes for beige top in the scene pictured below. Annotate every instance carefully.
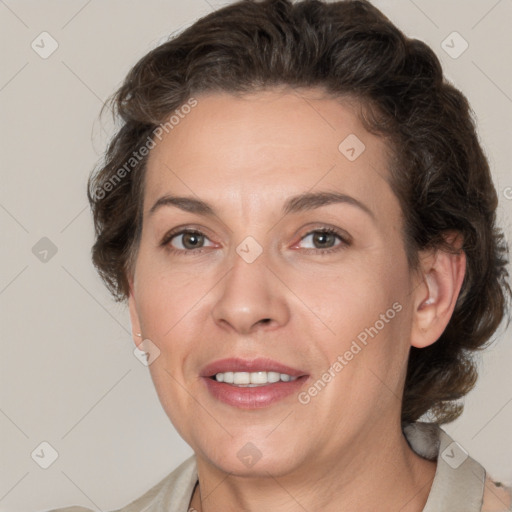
[47,422,511,512]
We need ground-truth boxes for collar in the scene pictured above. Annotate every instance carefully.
[117,421,486,511]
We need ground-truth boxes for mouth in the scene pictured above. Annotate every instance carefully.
[209,370,300,386]
[201,356,307,378]
[200,357,309,409]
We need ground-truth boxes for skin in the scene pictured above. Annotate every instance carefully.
[128,87,466,512]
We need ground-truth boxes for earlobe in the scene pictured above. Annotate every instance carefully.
[410,245,466,349]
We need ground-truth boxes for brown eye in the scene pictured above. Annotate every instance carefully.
[164,230,215,252]
[179,232,204,249]
[311,231,338,249]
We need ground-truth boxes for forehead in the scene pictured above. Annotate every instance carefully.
[143,88,396,219]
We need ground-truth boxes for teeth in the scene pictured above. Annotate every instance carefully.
[214,371,298,386]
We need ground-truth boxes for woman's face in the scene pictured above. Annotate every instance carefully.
[129,88,421,477]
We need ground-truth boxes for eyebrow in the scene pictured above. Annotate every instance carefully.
[149,191,375,219]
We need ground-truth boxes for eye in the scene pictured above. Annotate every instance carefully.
[296,227,350,253]
[161,226,350,255]
[162,229,215,253]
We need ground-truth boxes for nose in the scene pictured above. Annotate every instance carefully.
[210,247,290,335]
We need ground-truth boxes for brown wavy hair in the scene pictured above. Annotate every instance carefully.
[88,0,510,424]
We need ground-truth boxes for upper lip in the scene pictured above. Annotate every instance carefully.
[200,357,308,378]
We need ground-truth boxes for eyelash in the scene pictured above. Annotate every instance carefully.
[160,227,351,256]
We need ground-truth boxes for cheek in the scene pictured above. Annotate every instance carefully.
[294,251,407,333]
[133,262,208,408]
[304,252,412,382]
[135,251,208,340]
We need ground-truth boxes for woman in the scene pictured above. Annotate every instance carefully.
[50,0,511,510]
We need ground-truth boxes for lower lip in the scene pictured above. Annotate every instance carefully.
[202,376,308,409]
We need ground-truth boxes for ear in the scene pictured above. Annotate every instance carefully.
[128,275,142,348]
[410,233,466,349]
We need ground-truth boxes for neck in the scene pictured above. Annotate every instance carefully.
[189,420,437,512]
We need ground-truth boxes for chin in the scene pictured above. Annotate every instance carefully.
[211,452,299,478]
[196,434,305,478]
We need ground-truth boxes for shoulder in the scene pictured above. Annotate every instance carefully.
[44,455,197,512]
[482,476,512,512]
[404,421,511,512]
[45,508,94,512]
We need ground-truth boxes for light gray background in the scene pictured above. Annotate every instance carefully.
[1,0,511,510]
